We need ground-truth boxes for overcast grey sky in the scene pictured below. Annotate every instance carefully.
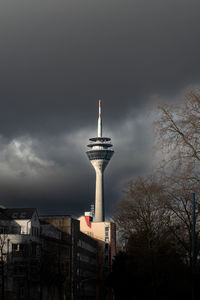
[0,0,200,217]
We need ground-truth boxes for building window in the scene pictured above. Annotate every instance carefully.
[12,212,18,218]
[12,226,20,234]
[78,239,96,253]
[105,226,109,242]
[20,212,26,219]
[14,262,26,275]
[66,262,70,277]
[12,244,27,255]
[31,244,36,256]
[105,243,109,250]
[19,286,24,298]
[31,226,39,237]
[12,244,20,253]
[0,226,9,234]
[105,255,109,265]
[31,227,34,236]
[79,254,89,263]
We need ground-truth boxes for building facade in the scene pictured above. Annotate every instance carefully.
[79,215,116,300]
[0,207,41,300]
[0,208,116,300]
[40,221,71,300]
[40,215,98,300]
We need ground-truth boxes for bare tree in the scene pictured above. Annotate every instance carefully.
[114,171,200,267]
[152,89,200,267]
[161,176,200,266]
[112,175,193,300]
[114,90,200,268]
[0,231,8,300]
[114,175,170,247]
[154,89,200,182]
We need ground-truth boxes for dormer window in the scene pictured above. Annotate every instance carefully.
[20,212,26,218]
[12,212,18,218]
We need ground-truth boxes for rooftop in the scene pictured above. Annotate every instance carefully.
[40,214,72,218]
[3,208,36,220]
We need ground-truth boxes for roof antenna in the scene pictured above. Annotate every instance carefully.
[98,99,102,137]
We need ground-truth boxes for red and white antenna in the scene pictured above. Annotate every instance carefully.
[98,99,102,137]
[99,99,101,118]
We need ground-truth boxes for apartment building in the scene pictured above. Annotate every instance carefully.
[0,207,41,300]
[0,208,114,300]
[40,215,98,300]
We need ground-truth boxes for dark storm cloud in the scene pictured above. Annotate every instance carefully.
[0,111,153,216]
[0,0,199,216]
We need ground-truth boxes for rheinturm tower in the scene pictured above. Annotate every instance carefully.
[86,100,114,222]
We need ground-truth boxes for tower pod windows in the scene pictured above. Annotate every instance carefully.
[87,150,114,161]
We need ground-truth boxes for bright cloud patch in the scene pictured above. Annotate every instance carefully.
[0,136,55,179]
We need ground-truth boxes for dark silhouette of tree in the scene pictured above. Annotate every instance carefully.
[108,232,191,300]
[40,239,68,300]
[112,173,200,299]
[162,178,200,267]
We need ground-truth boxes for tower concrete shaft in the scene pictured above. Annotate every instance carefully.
[86,100,114,222]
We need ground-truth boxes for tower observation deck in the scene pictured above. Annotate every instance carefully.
[86,100,114,222]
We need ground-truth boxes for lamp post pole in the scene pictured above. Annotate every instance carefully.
[192,193,196,300]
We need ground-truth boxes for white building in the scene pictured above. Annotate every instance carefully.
[0,207,41,300]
